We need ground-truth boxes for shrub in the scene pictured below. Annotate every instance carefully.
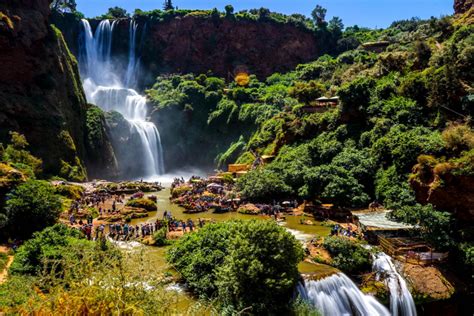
[442,124,474,154]
[1,180,62,239]
[323,236,372,273]
[152,227,169,246]
[126,198,157,212]
[167,220,303,313]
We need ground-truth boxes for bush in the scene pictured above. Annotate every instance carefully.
[442,124,474,154]
[1,180,62,239]
[126,198,157,212]
[167,220,304,314]
[152,227,169,246]
[323,236,372,273]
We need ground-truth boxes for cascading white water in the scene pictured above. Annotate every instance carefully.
[125,20,139,88]
[298,273,390,316]
[79,19,164,177]
[372,253,417,316]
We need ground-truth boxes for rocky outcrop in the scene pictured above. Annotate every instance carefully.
[403,263,455,301]
[454,0,473,14]
[0,0,117,180]
[410,165,474,223]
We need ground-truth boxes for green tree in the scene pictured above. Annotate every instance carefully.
[237,168,293,201]
[1,180,62,239]
[104,7,128,18]
[167,220,303,314]
[163,0,174,11]
[258,7,271,20]
[311,5,327,27]
[328,16,344,36]
[323,236,372,273]
[50,0,77,13]
[224,4,234,17]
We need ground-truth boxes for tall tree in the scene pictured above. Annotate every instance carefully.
[163,0,174,11]
[51,0,77,13]
[104,6,128,18]
[311,4,327,27]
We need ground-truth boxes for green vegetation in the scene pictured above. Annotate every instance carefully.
[54,183,84,200]
[0,253,8,272]
[126,198,158,212]
[1,132,42,178]
[323,236,372,273]
[9,224,88,275]
[1,180,62,240]
[152,227,170,246]
[148,14,473,259]
[1,224,188,315]
[167,220,304,313]
[99,6,130,19]
[85,105,108,151]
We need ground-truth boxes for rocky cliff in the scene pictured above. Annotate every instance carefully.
[410,162,474,224]
[0,0,117,180]
[54,13,319,84]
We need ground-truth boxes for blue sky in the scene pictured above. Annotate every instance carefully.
[76,0,453,28]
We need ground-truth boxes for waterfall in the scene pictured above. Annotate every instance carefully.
[79,19,164,177]
[125,20,139,88]
[372,253,417,316]
[298,273,390,316]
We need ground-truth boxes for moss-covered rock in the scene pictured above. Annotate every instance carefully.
[125,198,157,212]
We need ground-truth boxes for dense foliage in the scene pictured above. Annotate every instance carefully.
[0,132,42,178]
[167,220,304,314]
[9,224,89,275]
[322,236,372,273]
[1,180,62,240]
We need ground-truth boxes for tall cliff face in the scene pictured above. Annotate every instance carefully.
[55,14,319,84]
[0,0,117,180]
[141,16,318,80]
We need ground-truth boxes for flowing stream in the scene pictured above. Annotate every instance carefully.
[373,252,417,316]
[79,19,164,177]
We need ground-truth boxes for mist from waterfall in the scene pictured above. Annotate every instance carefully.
[79,19,164,177]
[298,273,390,316]
[373,253,417,316]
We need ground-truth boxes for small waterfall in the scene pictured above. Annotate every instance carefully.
[79,19,164,177]
[298,273,390,316]
[373,253,417,316]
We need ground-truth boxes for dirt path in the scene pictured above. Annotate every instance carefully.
[0,246,13,285]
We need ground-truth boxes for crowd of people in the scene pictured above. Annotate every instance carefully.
[171,176,240,213]
[330,223,359,238]
[71,208,207,242]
